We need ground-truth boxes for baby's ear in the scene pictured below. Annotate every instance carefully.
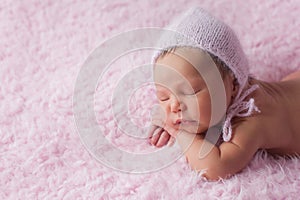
[232,77,239,96]
[228,72,239,96]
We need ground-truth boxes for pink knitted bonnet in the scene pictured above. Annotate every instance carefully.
[152,7,260,141]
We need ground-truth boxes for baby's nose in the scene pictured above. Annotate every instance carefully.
[170,98,181,113]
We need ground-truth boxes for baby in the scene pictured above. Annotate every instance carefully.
[148,7,300,180]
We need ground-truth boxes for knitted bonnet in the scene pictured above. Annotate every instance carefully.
[152,7,260,141]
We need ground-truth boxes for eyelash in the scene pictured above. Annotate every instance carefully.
[183,89,201,95]
[158,89,201,101]
[159,97,169,101]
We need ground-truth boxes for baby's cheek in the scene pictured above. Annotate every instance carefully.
[185,98,201,115]
[165,117,174,127]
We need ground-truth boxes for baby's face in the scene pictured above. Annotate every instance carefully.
[153,50,232,134]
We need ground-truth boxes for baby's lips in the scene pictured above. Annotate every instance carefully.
[174,119,182,125]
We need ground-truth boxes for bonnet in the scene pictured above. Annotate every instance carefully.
[152,7,260,141]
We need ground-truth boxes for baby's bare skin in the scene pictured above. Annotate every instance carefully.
[249,72,300,156]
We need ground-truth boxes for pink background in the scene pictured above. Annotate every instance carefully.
[1,0,300,199]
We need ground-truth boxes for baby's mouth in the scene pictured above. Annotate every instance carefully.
[174,119,199,126]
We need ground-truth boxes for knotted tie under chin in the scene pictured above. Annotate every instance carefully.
[222,84,261,142]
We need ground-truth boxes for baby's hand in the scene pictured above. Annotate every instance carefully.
[148,123,176,147]
[148,105,177,147]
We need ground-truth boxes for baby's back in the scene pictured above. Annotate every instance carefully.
[279,78,300,151]
[249,75,300,156]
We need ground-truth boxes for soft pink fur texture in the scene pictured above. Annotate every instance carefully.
[1,0,300,199]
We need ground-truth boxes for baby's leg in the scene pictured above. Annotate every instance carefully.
[281,70,300,81]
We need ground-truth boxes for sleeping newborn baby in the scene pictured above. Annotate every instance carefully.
[148,7,300,180]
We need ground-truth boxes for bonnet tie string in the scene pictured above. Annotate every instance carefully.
[222,84,261,142]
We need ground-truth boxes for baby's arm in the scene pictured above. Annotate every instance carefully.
[176,127,260,180]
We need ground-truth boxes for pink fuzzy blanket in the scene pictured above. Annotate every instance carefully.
[1,0,300,199]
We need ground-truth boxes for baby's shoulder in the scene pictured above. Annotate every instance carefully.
[231,110,294,150]
[230,117,264,150]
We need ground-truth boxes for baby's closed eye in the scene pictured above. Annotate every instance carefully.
[158,96,169,101]
[180,85,203,95]
[156,91,169,101]
[182,89,202,95]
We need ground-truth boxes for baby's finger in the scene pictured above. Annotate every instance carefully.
[150,127,163,146]
[156,131,170,147]
[167,136,176,147]
[147,125,159,138]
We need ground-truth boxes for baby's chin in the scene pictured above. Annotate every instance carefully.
[173,123,207,135]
